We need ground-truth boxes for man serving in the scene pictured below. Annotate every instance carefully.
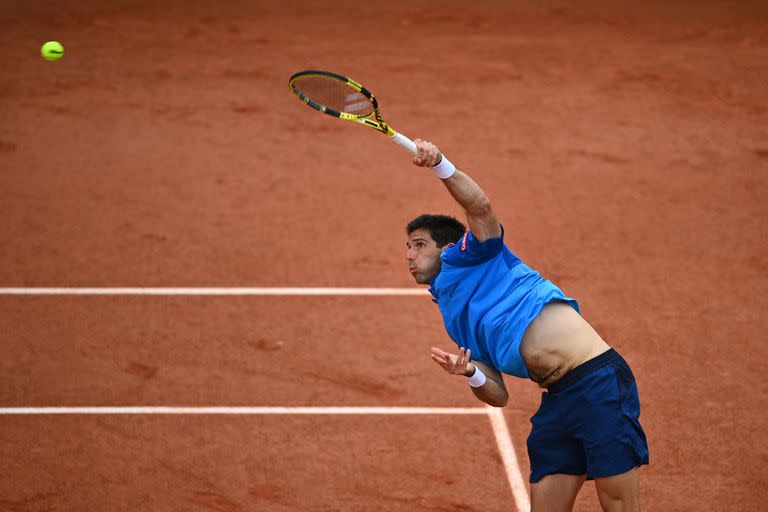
[406,139,648,512]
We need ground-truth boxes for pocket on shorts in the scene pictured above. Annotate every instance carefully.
[612,360,636,401]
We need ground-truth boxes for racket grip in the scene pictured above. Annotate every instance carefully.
[391,132,417,154]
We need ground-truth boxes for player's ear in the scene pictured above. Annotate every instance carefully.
[441,242,455,253]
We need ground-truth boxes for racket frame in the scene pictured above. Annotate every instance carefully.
[289,70,400,135]
[289,70,417,154]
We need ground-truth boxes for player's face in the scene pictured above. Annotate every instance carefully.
[406,229,444,284]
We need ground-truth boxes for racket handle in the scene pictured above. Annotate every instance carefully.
[391,132,417,154]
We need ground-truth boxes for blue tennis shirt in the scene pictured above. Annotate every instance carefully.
[428,228,579,379]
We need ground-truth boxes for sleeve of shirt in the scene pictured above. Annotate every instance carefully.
[441,226,506,268]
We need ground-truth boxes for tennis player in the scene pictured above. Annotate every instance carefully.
[407,139,648,511]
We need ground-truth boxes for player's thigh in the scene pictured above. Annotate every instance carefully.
[530,473,586,512]
[594,466,641,512]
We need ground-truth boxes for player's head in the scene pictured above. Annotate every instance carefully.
[405,214,466,284]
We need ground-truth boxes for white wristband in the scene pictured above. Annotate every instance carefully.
[466,365,487,388]
[432,155,456,179]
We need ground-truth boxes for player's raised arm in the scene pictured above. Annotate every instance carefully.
[412,139,502,242]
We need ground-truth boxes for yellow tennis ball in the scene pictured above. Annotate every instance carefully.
[41,41,64,61]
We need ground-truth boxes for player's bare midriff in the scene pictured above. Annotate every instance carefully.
[520,301,611,388]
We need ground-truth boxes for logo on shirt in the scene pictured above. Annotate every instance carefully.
[460,231,469,251]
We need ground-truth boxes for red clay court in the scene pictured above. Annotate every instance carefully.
[1,1,766,511]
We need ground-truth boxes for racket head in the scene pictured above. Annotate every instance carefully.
[289,70,381,121]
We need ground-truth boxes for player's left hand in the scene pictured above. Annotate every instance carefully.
[430,346,474,377]
[413,139,443,168]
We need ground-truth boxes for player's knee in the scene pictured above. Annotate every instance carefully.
[595,468,641,511]
[596,492,641,512]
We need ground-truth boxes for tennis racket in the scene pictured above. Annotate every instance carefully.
[288,70,417,154]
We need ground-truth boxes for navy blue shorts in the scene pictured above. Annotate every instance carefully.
[527,349,649,483]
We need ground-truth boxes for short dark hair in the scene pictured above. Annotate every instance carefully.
[406,214,466,247]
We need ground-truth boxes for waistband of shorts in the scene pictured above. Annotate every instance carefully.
[546,348,620,394]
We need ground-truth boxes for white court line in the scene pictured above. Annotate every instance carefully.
[0,406,485,415]
[487,406,531,512]
[0,287,530,509]
[0,287,429,296]
[0,405,530,509]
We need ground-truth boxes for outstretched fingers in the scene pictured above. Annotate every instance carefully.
[430,347,447,363]
[430,347,449,370]
[431,346,473,376]
[454,347,465,372]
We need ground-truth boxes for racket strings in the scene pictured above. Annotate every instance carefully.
[294,76,373,116]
